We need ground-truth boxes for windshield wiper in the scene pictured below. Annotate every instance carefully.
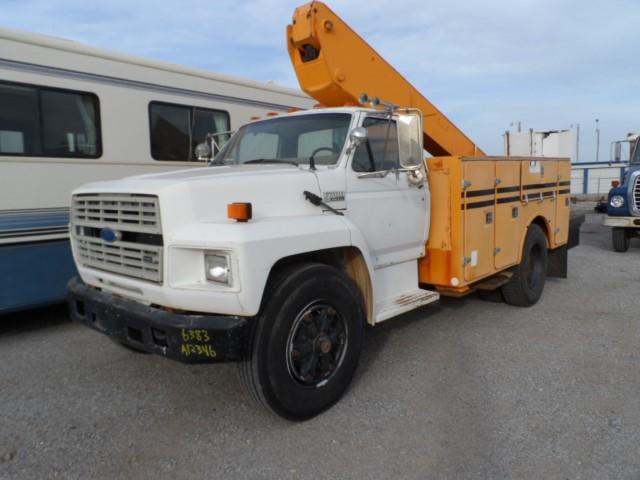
[244,158,299,166]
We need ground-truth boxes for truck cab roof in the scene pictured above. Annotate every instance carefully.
[247,106,390,125]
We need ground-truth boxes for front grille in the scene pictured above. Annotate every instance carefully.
[72,194,161,234]
[633,174,640,214]
[72,194,163,283]
[74,237,162,282]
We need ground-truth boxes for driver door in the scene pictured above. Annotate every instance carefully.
[345,115,428,269]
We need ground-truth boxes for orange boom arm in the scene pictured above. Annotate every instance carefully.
[287,1,485,157]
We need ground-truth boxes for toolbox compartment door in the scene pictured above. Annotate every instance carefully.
[494,161,523,269]
[463,160,495,282]
[520,159,558,240]
[555,161,571,247]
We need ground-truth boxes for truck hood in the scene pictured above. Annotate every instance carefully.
[73,164,323,226]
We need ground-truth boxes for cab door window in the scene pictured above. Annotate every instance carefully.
[352,117,399,172]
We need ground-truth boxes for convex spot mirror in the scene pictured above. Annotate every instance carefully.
[349,126,368,147]
[397,111,423,169]
[195,142,212,161]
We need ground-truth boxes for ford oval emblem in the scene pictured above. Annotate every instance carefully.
[100,228,121,243]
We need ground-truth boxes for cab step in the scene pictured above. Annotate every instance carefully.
[375,289,440,323]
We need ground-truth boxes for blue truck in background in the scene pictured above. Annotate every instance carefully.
[605,136,640,252]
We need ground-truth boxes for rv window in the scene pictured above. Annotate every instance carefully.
[41,90,99,157]
[149,102,230,161]
[0,81,100,158]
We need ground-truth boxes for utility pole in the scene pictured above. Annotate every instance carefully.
[595,118,600,162]
[576,123,580,163]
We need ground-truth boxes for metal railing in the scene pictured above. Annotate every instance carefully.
[570,163,628,195]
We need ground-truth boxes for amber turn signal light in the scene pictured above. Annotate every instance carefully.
[227,203,252,222]
[611,180,620,188]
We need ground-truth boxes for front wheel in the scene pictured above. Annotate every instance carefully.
[612,227,630,252]
[239,263,365,421]
[501,224,549,307]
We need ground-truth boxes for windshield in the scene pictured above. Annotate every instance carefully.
[213,113,351,167]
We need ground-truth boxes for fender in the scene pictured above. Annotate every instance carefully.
[517,214,551,261]
[171,213,376,317]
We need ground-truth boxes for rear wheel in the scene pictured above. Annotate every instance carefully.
[501,224,548,307]
[239,263,365,421]
[612,227,630,252]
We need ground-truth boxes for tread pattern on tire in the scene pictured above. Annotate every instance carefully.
[238,263,363,416]
[612,227,630,252]
[237,264,302,414]
[501,224,548,307]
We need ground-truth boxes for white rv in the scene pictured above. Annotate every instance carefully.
[0,27,312,313]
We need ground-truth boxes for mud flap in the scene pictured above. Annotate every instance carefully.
[568,212,585,249]
[547,245,568,278]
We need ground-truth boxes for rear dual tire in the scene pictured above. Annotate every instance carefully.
[501,224,548,307]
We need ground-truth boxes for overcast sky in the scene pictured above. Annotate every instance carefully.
[2,0,639,158]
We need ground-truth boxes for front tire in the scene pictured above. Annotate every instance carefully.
[501,224,549,307]
[612,227,630,252]
[240,263,365,421]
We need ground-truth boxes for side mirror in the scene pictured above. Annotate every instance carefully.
[397,110,423,169]
[349,126,368,147]
[195,142,212,161]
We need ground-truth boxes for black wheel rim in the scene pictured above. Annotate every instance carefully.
[286,302,348,387]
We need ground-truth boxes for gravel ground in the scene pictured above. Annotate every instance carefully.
[1,209,639,480]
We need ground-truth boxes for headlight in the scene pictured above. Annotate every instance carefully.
[610,195,625,208]
[204,253,231,284]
